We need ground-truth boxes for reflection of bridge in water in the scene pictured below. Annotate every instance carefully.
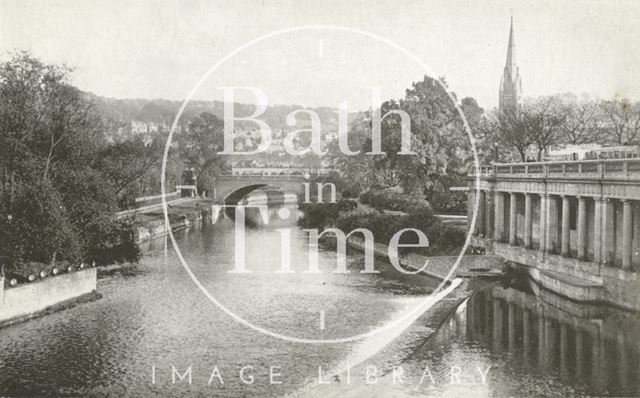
[430,280,640,396]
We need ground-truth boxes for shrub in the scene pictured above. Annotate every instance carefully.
[7,261,55,281]
[336,199,358,212]
[298,202,340,230]
[360,189,432,217]
[332,210,465,256]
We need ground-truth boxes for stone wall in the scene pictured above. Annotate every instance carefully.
[0,268,97,326]
[135,211,204,243]
[345,236,504,280]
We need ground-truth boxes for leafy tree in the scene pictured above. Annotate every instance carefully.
[0,52,141,271]
[330,75,479,213]
[179,112,227,193]
[97,137,163,208]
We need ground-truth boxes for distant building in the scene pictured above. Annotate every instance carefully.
[131,120,148,135]
[499,16,522,111]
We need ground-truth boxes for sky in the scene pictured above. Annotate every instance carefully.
[1,0,639,110]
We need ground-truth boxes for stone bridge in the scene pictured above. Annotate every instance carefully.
[213,174,307,204]
[468,157,640,310]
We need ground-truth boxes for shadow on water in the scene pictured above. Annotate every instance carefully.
[415,268,640,397]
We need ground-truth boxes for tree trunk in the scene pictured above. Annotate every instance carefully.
[518,149,527,162]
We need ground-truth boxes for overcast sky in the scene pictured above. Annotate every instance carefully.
[1,0,639,110]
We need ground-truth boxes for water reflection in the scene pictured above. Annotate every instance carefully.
[0,204,440,397]
[421,278,640,397]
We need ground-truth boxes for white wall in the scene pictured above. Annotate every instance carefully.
[0,268,97,325]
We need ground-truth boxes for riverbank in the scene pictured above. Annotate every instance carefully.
[133,199,211,243]
[320,234,504,280]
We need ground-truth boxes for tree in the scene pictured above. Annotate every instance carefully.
[495,108,531,162]
[179,112,226,193]
[556,95,602,145]
[527,97,566,161]
[97,137,163,208]
[475,113,513,164]
[600,97,640,145]
[0,52,140,270]
[331,75,479,212]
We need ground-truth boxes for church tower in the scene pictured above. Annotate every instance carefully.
[499,16,522,111]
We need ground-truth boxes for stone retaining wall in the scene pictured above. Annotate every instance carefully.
[0,268,97,327]
[345,236,504,280]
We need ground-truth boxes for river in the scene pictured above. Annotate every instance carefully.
[0,204,638,397]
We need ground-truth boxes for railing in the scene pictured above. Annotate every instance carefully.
[218,174,306,181]
[229,167,334,176]
[472,158,640,180]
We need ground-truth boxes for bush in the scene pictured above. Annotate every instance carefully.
[298,202,340,230]
[84,218,141,266]
[336,199,358,212]
[360,189,432,217]
[332,210,465,256]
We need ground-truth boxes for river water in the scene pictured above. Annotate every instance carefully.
[0,204,638,397]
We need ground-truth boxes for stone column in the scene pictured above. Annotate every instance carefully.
[561,196,571,257]
[477,190,486,237]
[546,195,559,254]
[622,199,633,269]
[602,199,615,266]
[494,191,505,242]
[577,197,587,260]
[485,190,494,239]
[600,198,616,265]
[634,202,640,269]
[524,193,533,248]
[509,193,517,246]
[539,194,548,254]
[594,198,603,264]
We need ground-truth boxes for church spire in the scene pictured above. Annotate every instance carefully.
[499,15,522,111]
[505,16,516,75]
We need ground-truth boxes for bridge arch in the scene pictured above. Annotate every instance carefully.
[214,175,306,205]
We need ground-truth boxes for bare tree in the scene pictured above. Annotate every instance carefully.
[559,99,602,145]
[496,108,532,162]
[527,97,566,161]
[600,97,640,145]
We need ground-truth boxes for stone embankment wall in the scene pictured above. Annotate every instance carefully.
[0,268,97,327]
[345,236,504,280]
[135,211,206,243]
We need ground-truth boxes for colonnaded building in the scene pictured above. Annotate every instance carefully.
[468,19,640,311]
